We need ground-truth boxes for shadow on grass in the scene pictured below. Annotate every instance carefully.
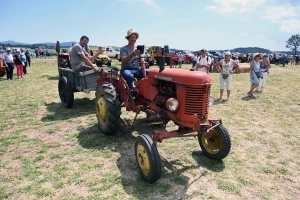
[76,118,226,198]
[41,98,95,121]
[41,74,59,80]
[241,96,257,101]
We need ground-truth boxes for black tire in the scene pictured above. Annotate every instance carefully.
[107,62,111,67]
[198,122,231,160]
[58,77,74,108]
[0,72,5,77]
[135,134,161,183]
[95,82,121,135]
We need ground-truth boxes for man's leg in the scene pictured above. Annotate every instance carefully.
[121,69,135,90]
[134,69,149,79]
[23,62,27,74]
[6,65,11,80]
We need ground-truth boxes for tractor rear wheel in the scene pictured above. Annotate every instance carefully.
[135,134,161,183]
[58,77,74,108]
[95,82,121,135]
[198,122,231,160]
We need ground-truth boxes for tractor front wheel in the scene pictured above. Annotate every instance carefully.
[58,77,74,108]
[198,122,231,160]
[95,82,121,135]
[135,134,161,183]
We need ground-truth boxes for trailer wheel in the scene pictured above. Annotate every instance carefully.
[0,72,5,77]
[95,82,121,135]
[58,77,74,108]
[198,122,231,160]
[135,134,161,183]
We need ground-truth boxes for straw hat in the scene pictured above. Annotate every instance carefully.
[224,51,232,56]
[253,53,261,58]
[125,29,139,39]
[6,47,11,51]
[262,53,268,57]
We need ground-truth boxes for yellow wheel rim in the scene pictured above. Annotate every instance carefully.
[201,129,222,154]
[136,143,151,176]
[96,92,107,125]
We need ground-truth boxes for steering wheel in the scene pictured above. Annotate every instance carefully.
[130,56,149,67]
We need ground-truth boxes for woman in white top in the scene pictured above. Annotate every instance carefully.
[215,51,239,101]
[257,53,271,92]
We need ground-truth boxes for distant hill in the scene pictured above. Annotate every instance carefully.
[0,40,76,47]
[230,47,271,54]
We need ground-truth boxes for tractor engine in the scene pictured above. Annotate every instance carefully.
[154,80,176,108]
[145,68,212,129]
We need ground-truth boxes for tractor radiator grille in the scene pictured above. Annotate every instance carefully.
[184,85,210,115]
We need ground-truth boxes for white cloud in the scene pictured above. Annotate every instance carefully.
[206,0,300,33]
[205,0,265,14]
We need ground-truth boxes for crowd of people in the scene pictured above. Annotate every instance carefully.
[2,47,30,80]
[168,48,273,100]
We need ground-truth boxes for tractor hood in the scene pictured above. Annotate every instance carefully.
[148,68,212,85]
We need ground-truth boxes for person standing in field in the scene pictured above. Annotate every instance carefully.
[35,48,39,58]
[20,48,27,75]
[191,53,198,69]
[3,47,14,80]
[256,53,271,92]
[25,49,31,67]
[13,50,24,78]
[178,52,183,68]
[247,53,261,98]
[196,48,211,73]
[214,51,239,101]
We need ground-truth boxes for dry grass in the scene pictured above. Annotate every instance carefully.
[0,58,299,200]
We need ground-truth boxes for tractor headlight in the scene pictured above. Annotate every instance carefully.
[209,96,214,107]
[166,98,179,112]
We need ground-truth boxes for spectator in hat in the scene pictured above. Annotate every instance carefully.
[120,29,149,96]
[2,47,14,80]
[13,50,24,78]
[247,53,261,98]
[196,48,211,73]
[214,51,239,101]
[256,53,271,92]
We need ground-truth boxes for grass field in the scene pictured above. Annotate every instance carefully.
[0,58,299,200]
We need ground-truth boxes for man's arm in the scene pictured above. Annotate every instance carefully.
[122,50,140,64]
[78,53,100,72]
[86,47,103,62]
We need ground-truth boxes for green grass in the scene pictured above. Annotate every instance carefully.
[0,58,299,199]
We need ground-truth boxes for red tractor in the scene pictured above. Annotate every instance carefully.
[57,44,231,183]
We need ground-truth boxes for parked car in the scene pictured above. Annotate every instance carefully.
[88,49,112,67]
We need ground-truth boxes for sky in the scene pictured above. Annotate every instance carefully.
[1,0,300,51]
